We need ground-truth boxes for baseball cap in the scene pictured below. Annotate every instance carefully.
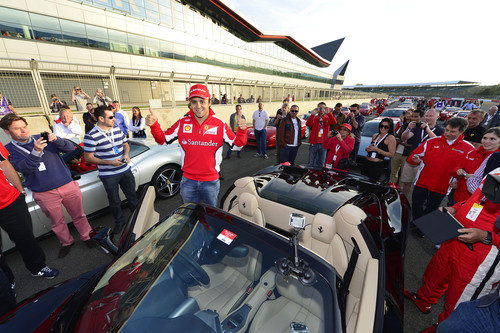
[188,84,210,100]
[339,123,352,131]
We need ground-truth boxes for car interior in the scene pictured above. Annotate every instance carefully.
[221,177,380,333]
[106,186,335,333]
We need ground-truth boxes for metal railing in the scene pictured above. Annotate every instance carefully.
[0,58,380,115]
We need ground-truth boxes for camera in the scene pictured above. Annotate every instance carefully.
[415,122,423,127]
[289,213,306,229]
[330,130,338,136]
[40,132,49,142]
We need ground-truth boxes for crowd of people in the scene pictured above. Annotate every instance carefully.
[0,84,499,331]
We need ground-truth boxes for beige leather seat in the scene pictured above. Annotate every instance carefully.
[249,274,324,333]
[299,213,349,276]
[188,246,262,320]
[228,192,265,227]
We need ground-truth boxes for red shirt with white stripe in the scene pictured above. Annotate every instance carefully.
[407,135,474,194]
[150,108,247,181]
[0,141,21,209]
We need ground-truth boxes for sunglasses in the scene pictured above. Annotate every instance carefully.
[106,116,115,119]
[349,109,357,112]
[290,110,299,113]
[379,124,390,129]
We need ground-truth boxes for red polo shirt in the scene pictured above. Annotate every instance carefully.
[0,141,20,209]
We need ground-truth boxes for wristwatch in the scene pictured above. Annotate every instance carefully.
[482,231,492,245]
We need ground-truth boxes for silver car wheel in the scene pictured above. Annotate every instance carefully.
[153,164,182,199]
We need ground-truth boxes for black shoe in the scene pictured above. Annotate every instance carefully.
[58,244,73,258]
[223,156,230,160]
[84,239,96,248]
[413,228,425,238]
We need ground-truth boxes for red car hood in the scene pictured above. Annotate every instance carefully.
[247,126,277,139]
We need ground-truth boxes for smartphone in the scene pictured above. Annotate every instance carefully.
[330,130,338,136]
[415,122,422,127]
[120,158,128,164]
[40,132,49,142]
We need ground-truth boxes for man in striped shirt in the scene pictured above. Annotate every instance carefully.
[83,105,138,235]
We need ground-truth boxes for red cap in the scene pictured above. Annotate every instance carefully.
[188,84,210,100]
[339,123,352,131]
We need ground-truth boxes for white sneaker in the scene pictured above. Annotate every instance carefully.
[253,153,261,157]
[263,154,269,159]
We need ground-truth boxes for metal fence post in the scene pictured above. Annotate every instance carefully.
[170,72,176,108]
[230,79,235,104]
[109,66,120,102]
[269,84,273,102]
[29,59,50,115]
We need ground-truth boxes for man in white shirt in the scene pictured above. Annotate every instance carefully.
[482,106,500,129]
[252,102,269,159]
[53,107,83,144]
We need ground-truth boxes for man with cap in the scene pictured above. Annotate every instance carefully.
[146,84,247,206]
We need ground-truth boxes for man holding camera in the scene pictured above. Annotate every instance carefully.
[49,94,64,114]
[344,103,365,160]
[83,106,137,235]
[1,114,92,258]
[0,91,18,116]
[93,89,112,107]
[71,86,90,112]
[306,102,337,167]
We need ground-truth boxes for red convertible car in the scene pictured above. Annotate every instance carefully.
[247,116,307,147]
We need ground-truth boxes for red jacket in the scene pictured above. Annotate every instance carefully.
[306,112,336,144]
[454,146,500,202]
[150,108,247,181]
[407,135,474,194]
[323,136,355,168]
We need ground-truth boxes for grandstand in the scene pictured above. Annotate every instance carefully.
[344,81,480,97]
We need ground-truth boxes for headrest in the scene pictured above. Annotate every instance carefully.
[234,177,254,188]
[311,213,336,244]
[238,192,259,217]
[335,204,366,226]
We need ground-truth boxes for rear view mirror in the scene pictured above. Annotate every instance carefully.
[89,226,118,256]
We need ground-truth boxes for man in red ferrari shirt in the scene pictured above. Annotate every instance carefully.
[306,102,336,167]
[407,117,474,222]
[405,168,500,332]
[146,84,247,206]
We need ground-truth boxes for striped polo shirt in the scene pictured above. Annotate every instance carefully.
[83,125,130,178]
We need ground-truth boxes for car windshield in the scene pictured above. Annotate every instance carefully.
[361,121,381,137]
[77,204,336,332]
[381,109,404,117]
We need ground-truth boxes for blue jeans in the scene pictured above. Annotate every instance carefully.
[280,145,299,165]
[308,143,326,167]
[180,176,220,207]
[437,294,500,332]
[226,148,240,157]
[254,129,267,155]
[101,170,138,226]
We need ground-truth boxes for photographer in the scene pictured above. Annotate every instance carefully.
[323,124,355,170]
[49,94,64,114]
[93,89,112,107]
[362,118,396,181]
[306,102,336,167]
[71,86,90,112]
[344,103,365,160]
[1,114,92,258]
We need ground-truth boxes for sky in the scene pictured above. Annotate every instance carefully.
[226,0,499,86]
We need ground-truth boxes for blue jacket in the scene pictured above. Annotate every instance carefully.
[6,135,75,192]
[114,112,128,136]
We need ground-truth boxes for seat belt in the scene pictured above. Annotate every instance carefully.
[339,237,361,332]
[343,237,361,296]
[227,282,254,314]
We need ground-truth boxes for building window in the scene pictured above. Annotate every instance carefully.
[127,33,145,55]
[108,29,128,52]
[29,13,62,43]
[86,24,109,50]
[60,19,88,47]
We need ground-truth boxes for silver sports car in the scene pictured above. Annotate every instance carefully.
[1,138,182,252]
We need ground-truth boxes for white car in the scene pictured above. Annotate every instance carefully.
[1,139,182,252]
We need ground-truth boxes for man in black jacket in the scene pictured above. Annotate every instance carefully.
[482,106,500,129]
[277,105,301,165]
[274,102,289,163]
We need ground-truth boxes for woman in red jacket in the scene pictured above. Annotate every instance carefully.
[323,124,355,170]
[453,127,500,203]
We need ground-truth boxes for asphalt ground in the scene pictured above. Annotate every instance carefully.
[5,105,486,332]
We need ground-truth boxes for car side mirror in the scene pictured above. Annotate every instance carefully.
[89,226,118,256]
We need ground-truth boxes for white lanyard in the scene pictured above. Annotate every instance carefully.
[373,133,388,147]
[11,139,33,155]
[422,127,435,142]
[96,126,116,147]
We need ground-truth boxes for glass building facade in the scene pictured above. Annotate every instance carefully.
[0,1,332,84]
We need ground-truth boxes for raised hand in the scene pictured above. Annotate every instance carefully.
[237,117,247,131]
[146,108,158,127]
[33,137,47,152]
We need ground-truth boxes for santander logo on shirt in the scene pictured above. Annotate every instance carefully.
[181,139,219,147]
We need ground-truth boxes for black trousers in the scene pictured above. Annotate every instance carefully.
[0,265,16,317]
[0,194,46,274]
[361,159,384,182]
[412,185,445,221]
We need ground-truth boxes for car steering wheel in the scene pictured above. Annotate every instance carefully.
[177,250,210,286]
